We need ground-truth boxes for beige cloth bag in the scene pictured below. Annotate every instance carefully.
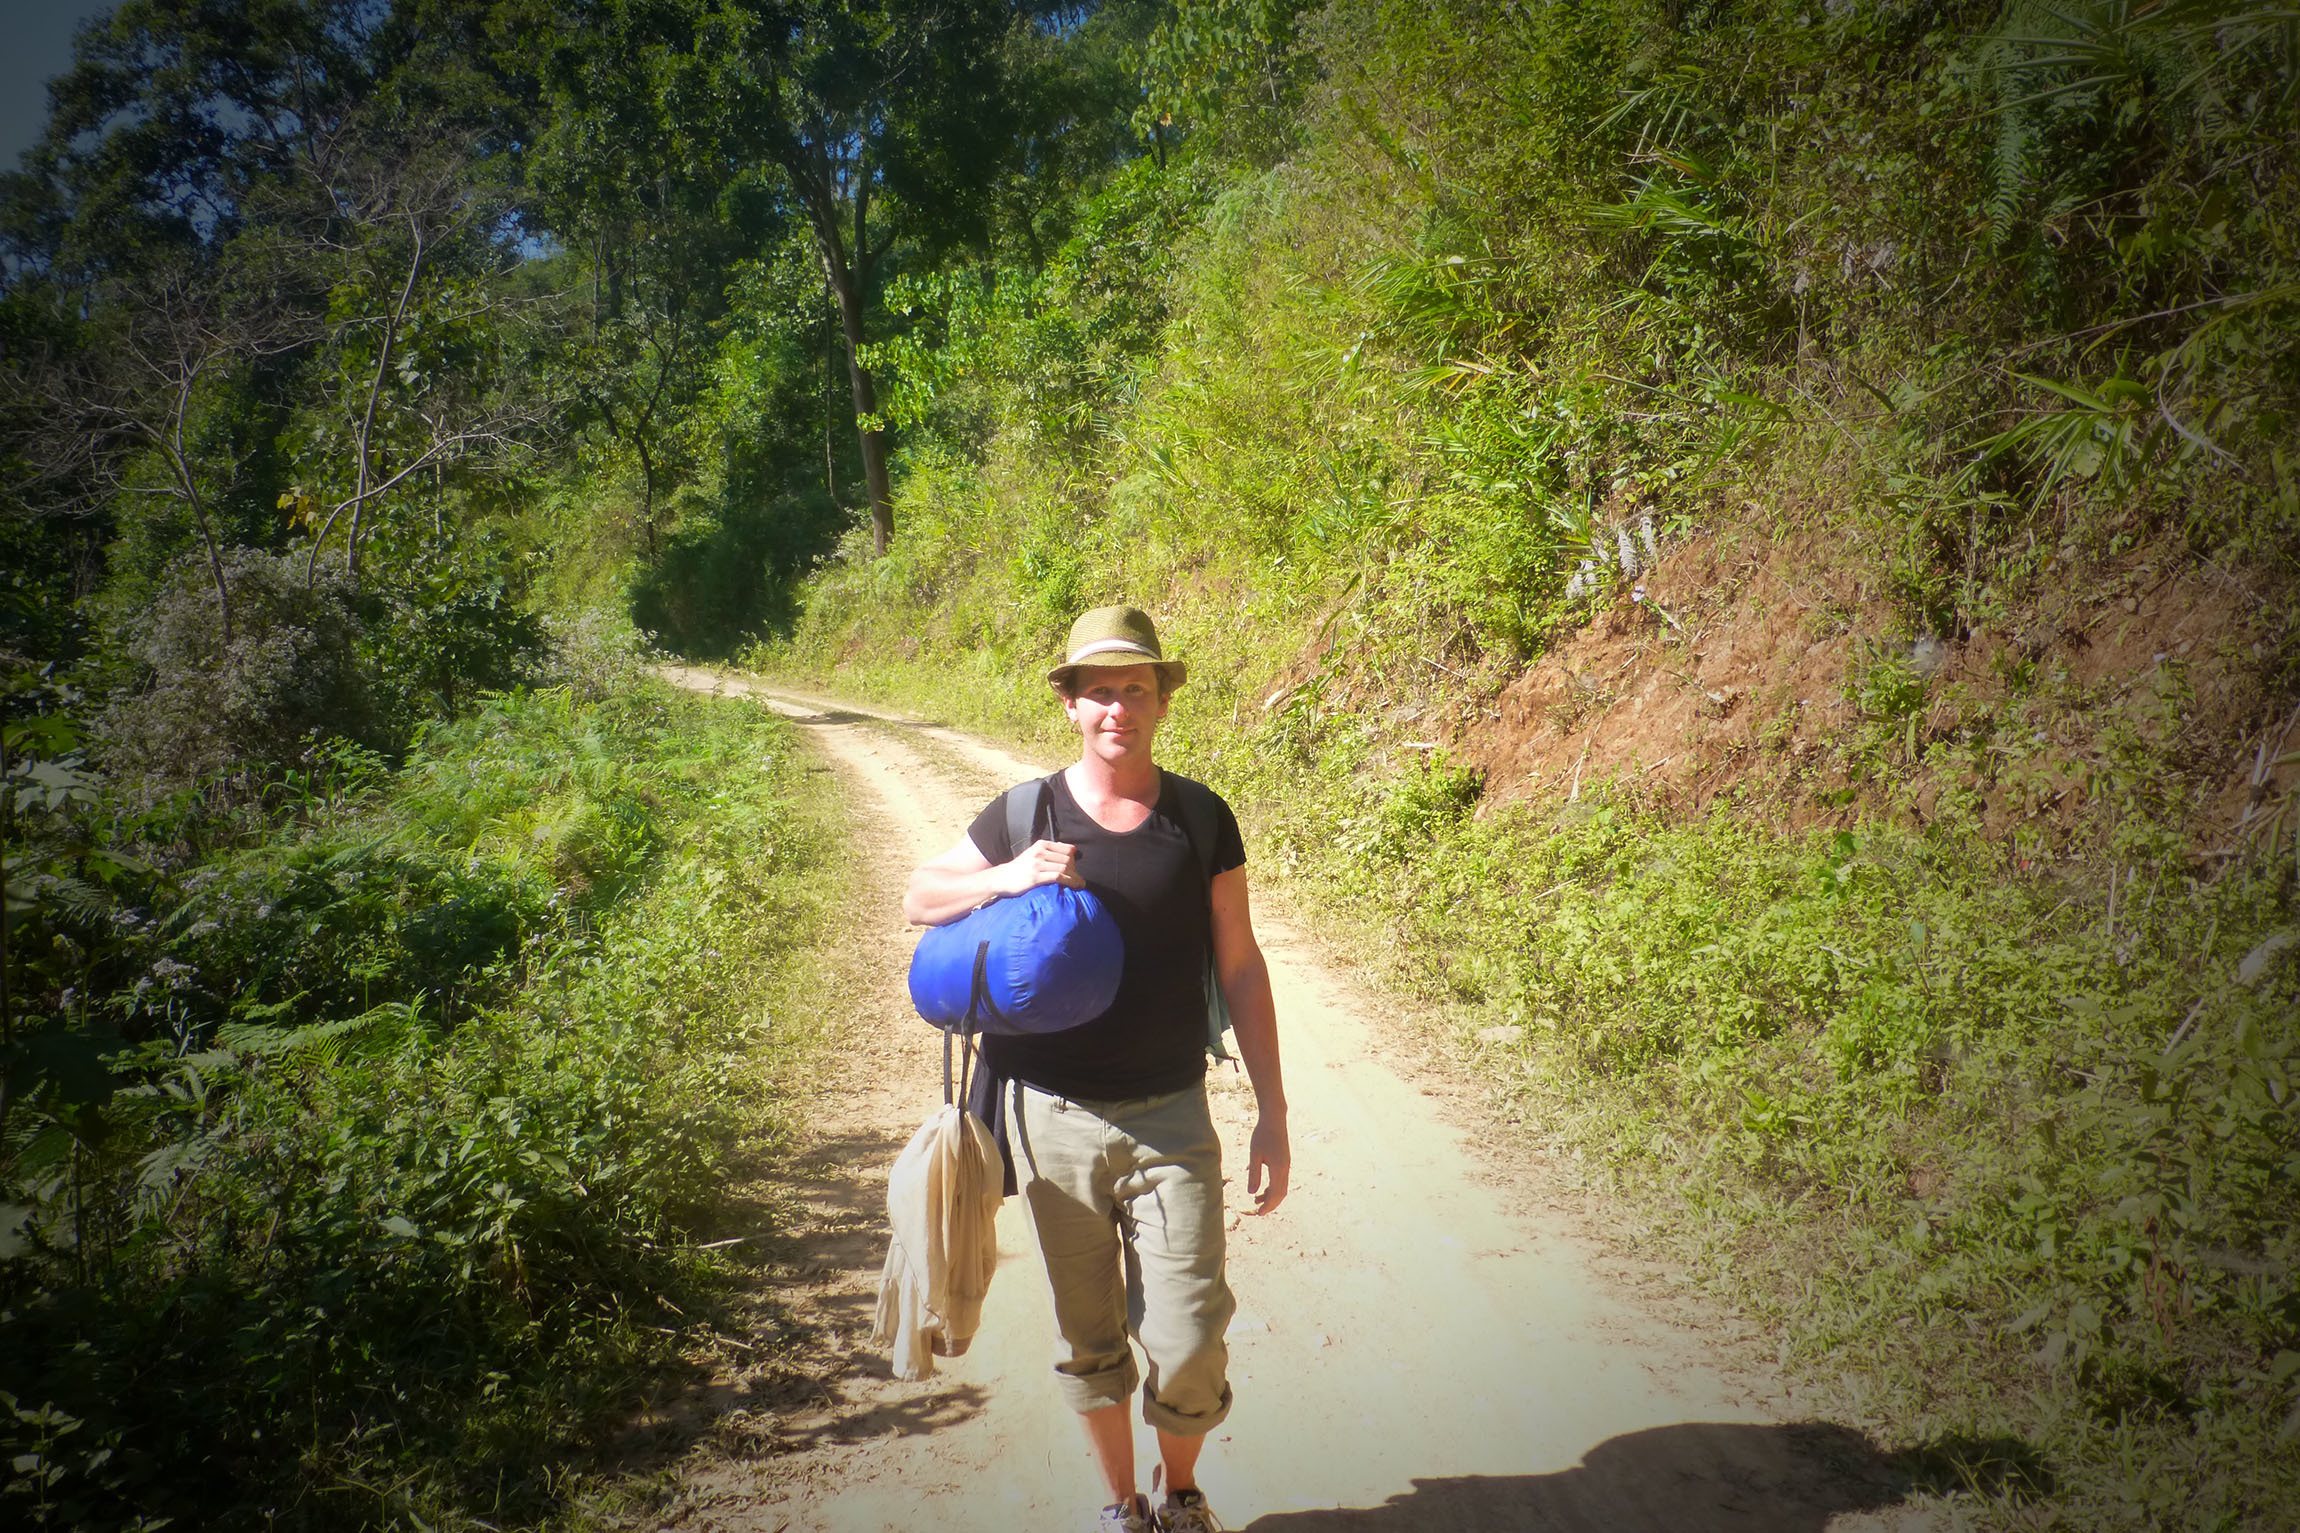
[873,1098,1002,1381]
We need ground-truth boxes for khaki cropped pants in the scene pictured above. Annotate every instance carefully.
[1008,1079,1236,1435]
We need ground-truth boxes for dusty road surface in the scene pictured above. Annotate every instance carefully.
[653,666,1931,1533]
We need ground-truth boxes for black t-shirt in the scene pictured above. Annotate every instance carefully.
[967,768,1246,1101]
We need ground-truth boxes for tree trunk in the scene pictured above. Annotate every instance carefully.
[185,478,234,647]
[346,223,428,587]
[785,140,894,556]
[635,434,659,562]
[827,265,893,557]
[823,313,838,505]
[163,374,234,645]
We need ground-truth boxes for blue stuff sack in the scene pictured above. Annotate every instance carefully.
[907,882,1123,1035]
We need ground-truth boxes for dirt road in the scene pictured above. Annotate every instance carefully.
[654,666,1928,1532]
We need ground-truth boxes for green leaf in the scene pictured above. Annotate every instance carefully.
[2238,930,2295,987]
[7,1027,117,1109]
[2,715,80,753]
[382,1215,421,1240]
[0,1204,32,1260]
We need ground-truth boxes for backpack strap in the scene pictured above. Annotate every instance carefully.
[1161,771,1236,1060]
[1163,770,1223,885]
[1002,773,1057,860]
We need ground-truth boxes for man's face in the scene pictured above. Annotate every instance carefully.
[1063,663,1170,763]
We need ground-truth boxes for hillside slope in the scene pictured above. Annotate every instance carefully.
[759,3,2300,1527]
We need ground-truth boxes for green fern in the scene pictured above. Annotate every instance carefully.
[1986,110,2034,251]
[213,1001,416,1065]
[7,868,113,929]
[1991,1,2296,137]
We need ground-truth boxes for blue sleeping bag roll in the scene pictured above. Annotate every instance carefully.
[908,882,1123,1035]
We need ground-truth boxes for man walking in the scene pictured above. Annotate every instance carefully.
[904,605,1289,1533]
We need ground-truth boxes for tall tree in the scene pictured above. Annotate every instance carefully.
[283,133,537,585]
[633,0,1024,556]
[988,0,1162,267]
[6,257,299,645]
[528,0,762,561]
[19,0,382,277]
[0,0,379,632]
[3,0,541,618]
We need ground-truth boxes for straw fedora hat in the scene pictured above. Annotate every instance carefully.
[1047,605,1188,692]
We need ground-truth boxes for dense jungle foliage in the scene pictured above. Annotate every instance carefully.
[4,0,2297,1528]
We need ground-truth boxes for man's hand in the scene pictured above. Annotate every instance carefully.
[1246,1111,1290,1216]
[1005,838,1081,895]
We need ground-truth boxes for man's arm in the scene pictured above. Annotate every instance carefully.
[903,833,1081,926]
[1210,864,1288,1215]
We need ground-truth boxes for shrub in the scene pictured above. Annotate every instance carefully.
[540,607,653,703]
[0,684,834,1530]
[358,527,550,726]
[96,547,377,788]
[628,486,837,659]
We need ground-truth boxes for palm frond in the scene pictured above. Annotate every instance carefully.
[1974,369,2159,508]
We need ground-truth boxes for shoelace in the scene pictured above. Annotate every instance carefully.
[1101,1494,1154,1533]
[1160,1490,1222,1532]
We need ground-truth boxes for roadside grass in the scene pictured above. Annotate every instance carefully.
[2,680,844,1531]
[1235,737,2300,1533]
[733,633,2298,1529]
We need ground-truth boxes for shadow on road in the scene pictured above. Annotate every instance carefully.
[776,1380,994,1448]
[1241,1420,2040,1531]
[595,1115,1002,1479]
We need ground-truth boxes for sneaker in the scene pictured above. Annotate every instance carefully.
[1097,1493,1155,1533]
[1156,1488,1223,1533]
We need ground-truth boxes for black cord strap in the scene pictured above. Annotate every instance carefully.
[945,939,995,1109]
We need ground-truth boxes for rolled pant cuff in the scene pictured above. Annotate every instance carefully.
[1055,1358,1139,1415]
[1142,1382,1232,1438]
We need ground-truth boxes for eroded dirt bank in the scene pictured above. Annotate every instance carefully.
[647,666,1936,1532]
